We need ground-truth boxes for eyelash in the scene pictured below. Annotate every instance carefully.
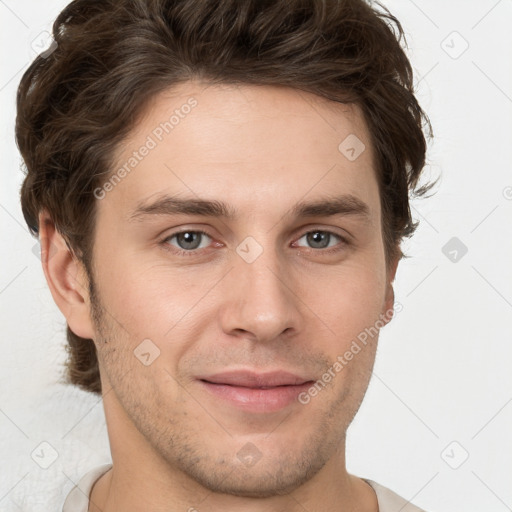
[160,229,349,257]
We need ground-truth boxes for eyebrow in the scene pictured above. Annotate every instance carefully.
[128,193,371,223]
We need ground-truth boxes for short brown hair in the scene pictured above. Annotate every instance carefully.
[17,0,433,395]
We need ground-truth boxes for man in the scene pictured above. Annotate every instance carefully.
[17,0,433,510]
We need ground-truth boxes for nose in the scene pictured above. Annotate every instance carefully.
[218,244,303,344]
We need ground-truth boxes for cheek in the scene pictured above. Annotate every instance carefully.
[313,260,387,336]
[92,248,212,348]
[308,267,383,406]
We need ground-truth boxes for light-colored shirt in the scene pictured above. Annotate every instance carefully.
[62,464,427,511]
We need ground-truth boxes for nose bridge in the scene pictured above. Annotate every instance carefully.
[220,236,301,341]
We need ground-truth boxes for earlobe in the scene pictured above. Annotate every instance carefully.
[384,285,395,317]
[382,256,400,324]
[38,211,96,340]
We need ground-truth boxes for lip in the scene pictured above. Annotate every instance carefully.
[196,370,315,413]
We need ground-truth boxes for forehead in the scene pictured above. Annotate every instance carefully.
[102,81,380,222]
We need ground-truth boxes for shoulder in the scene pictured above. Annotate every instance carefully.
[0,383,110,512]
[62,463,112,511]
[364,479,429,512]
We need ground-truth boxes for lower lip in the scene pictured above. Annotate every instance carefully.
[198,380,314,413]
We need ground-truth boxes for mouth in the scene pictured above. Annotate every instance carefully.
[196,370,315,413]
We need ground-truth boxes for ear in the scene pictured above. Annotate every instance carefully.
[381,255,400,325]
[38,210,96,340]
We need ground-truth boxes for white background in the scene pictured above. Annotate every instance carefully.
[1,1,511,511]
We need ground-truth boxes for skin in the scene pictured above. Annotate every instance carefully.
[40,81,398,512]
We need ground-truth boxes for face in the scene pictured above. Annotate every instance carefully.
[87,81,396,497]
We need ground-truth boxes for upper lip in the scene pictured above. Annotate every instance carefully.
[198,370,313,388]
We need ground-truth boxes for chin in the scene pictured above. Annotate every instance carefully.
[171,434,334,498]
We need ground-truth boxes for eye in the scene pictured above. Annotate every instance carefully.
[160,228,348,257]
[163,230,213,253]
[294,230,347,251]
